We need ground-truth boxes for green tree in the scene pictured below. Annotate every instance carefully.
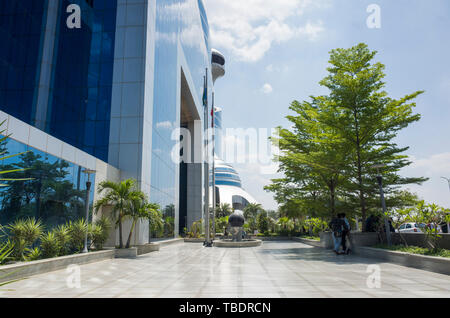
[243,203,263,233]
[216,203,233,218]
[94,179,138,249]
[266,43,427,229]
[125,194,160,248]
[256,213,269,235]
[243,203,262,220]
[319,43,426,228]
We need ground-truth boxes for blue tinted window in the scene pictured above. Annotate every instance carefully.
[0,1,117,163]
[0,0,46,123]
[0,135,95,229]
[47,0,117,162]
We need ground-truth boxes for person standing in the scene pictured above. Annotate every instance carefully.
[340,213,351,254]
[329,215,344,255]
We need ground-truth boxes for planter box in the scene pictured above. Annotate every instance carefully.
[355,247,450,276]
[0,250,114,284]
[319,231,379,249]
[213,240,262,248]
[391,233,450,250]
[152,238,184,247]
[292,237,323,248]
[249,236,291,241]
[184,238,204,243]
[114,247,137,259]
[136,244,160,255]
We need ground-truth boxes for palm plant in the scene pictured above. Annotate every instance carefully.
[277,217,295,236]
[22,218,43,246]
[187,220,203,238]
[243,203,263,220]
[40,232,60,259]
[53,224,70,255]
[125,194,160,248]
[0,240,13,264]
[68,219,87,252]
[0,226,13,265]
[149,207,164,238]
[24,247,41,261]
[89,216,111,250]
[216,203,233,218]
[6,218,43,260]
[94,179,139,249]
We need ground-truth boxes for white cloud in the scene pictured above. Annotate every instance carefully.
[406,153,450,177]
[401,152,450,208]
[261,83,273,94]
[156,121,173,130]
[205,0,327,62]
[234,162,282,210]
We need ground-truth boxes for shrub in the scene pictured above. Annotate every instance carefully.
[277,217,295,236]
[40,232,60,259]
[187,220,202,238]
[0,240,14,265]
[7,218,43,260]
[89,216,111,250]
[256,213,269,234]
[68,219,88,253]
[395,201,450,250]
[53,224,70,256]
[215,216,229,235]
[23,219,44,246]
[303,218,328,236]
[24,247,41,262]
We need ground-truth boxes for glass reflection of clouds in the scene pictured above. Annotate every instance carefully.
[151,0,212,237]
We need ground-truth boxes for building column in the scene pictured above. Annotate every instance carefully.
[108,0,156,246]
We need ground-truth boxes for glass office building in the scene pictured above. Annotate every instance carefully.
[0,0,213,243]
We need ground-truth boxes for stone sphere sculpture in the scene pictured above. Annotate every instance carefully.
[214,209,262,247]
[228,210,245,242]
[228,210,245,227]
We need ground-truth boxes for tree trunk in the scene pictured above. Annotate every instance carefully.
[118,213,123,249]
[353,109,367,231]
[126,219,137,249]
[329,180,336,217]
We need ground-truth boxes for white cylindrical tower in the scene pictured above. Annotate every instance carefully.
[212,48,225,83]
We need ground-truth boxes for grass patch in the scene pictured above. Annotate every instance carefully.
[374,244,450,258]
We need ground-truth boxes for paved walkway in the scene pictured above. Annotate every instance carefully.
[1,241,449,298]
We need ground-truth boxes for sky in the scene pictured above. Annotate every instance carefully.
[204,0,450,211]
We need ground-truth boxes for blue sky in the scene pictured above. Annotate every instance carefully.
[205,0,450,210]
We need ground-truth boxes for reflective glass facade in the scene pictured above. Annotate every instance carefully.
[48,0,117,161]
[0,135,95,229]
[0,0,213,240]
[0,0,46,123]
[151,0,212,237]
[0,0,117,162]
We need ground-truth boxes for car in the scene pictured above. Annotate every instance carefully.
[425,223,443,233]
[397,223,443,233]
[397,223,423,233]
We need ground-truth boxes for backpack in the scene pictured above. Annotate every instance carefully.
[331,218,344,237]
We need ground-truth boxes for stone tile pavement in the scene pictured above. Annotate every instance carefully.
[0,241,449,298]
